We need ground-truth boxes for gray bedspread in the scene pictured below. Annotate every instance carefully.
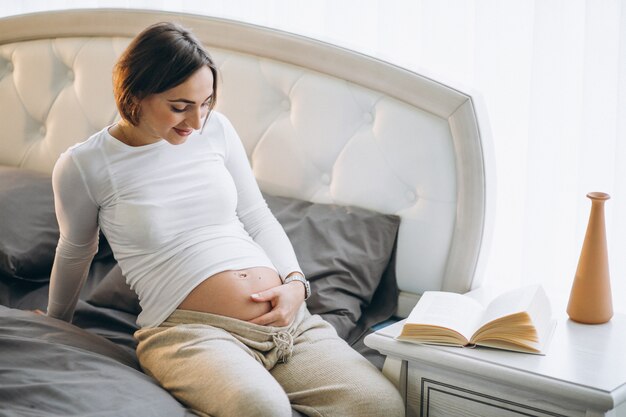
[0,306,195,417]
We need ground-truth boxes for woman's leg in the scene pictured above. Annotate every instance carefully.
[135,323,292,417]
[271,312,405,417]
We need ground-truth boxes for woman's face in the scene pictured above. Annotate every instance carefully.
[136,65,214,145]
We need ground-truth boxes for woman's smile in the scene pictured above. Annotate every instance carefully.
[173,127,193,137]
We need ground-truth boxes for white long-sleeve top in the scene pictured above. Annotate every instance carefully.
[47,112,301,328]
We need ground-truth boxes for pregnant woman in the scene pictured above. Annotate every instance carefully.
[46,21,404,417]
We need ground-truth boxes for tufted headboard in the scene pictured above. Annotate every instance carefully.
[0,9,494,316]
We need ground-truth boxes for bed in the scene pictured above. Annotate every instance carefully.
[0,8,494,416]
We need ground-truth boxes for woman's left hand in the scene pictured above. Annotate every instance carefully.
[248,281,305,326]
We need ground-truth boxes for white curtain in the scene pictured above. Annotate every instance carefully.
[3,0,625,314]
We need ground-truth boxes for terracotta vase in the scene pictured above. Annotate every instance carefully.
[567,192,613,324]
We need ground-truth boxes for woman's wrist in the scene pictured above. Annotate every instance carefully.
[283,272,311,300]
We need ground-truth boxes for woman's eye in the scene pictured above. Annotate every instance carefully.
[171,106,186,113]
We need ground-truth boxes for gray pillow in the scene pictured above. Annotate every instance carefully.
[88,263,140,315]
[264,194,400,341]
[0,167,59,282]
[88,193,400,343]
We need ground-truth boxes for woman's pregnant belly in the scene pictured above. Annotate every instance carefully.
[177,266,282,321]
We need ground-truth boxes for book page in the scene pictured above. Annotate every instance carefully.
[471,285,554,353]
[479,285,545,328]
[524,285,553,341]
[475,318,557,355]
[405,291,485,342]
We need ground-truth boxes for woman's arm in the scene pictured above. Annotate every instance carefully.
[46,152,100,322]
[220,114,307,325]
[220,114,303,280]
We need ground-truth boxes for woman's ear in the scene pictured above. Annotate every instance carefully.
[129,97,142,126]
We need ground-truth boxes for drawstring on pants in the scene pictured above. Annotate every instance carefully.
[273,331,294,363]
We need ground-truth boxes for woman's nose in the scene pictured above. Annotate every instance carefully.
[187,108,203,130]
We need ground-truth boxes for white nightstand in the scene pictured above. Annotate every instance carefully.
[364,313,626,417]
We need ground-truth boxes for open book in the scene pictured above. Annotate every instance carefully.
[396,285,555,354]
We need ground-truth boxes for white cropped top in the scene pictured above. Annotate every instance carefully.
[47,112,301,328]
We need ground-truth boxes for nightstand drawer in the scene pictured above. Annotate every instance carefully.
[406,362,583,417]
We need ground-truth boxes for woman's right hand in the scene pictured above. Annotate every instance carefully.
[248,280,304,327]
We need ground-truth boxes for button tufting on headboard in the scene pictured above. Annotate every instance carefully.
[0,10,494,314]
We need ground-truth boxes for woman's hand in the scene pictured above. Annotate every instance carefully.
[248,281,305,326]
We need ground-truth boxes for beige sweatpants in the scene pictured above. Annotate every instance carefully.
[134,305,404,417]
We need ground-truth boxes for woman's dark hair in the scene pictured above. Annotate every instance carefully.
[113,22,218,126]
